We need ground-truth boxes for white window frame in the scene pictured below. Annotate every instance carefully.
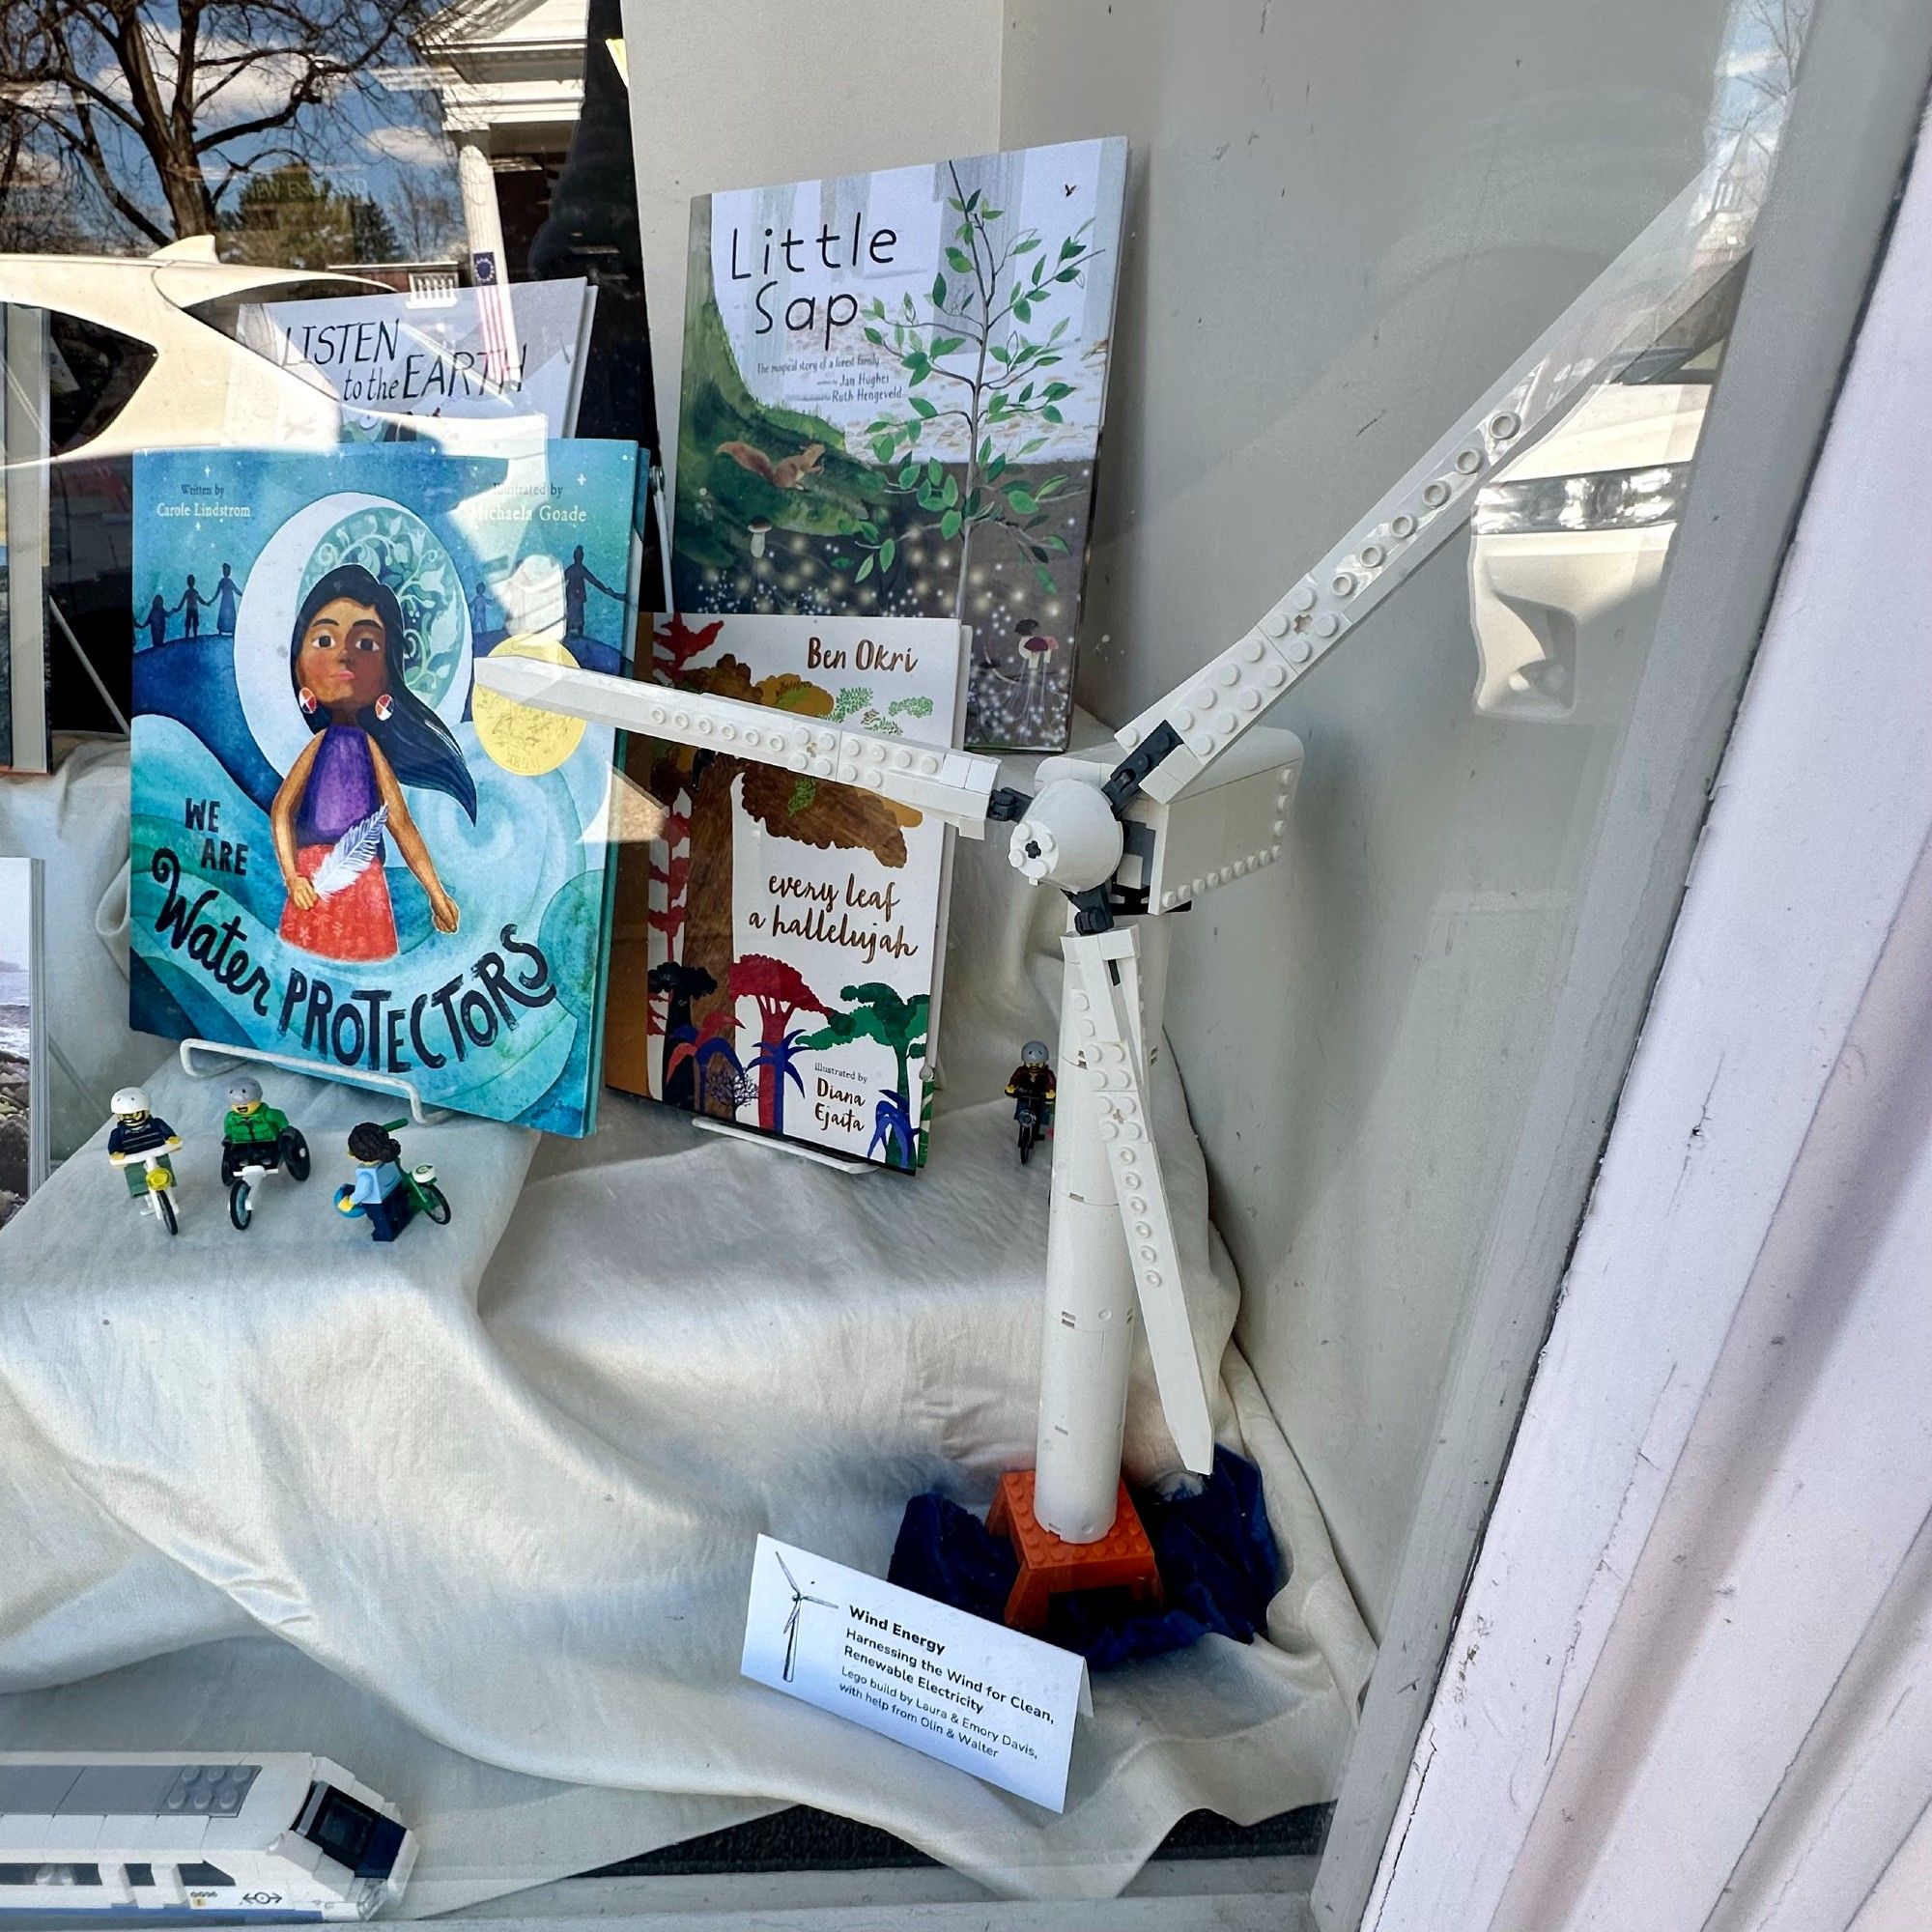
[1358,47,1932,1932]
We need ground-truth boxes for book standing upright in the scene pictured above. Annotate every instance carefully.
[0,306,49,773]
[606,611,966,1168]
[0,856,43,1227]
[242,279,597,441]
[669,137,1126,753]
[128,440,641,1136]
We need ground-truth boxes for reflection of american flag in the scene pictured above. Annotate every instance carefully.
[473,249,514,388]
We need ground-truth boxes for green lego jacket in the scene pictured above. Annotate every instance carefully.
[223,1104,290,1146]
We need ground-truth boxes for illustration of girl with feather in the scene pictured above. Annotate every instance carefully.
[271,563,475,962]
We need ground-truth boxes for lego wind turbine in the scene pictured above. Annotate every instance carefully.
[478,162,1748,1579]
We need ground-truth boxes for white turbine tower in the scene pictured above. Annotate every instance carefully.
[478,163,1749,1617]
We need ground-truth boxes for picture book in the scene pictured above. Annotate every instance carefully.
[241,278,595,440]
[1,304,50,773]
[128,440,641,1136]
[0,855,44,1227]
[668,137,1126,753]
[607,611,968,1169]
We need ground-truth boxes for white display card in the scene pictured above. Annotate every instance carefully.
[740,1535,1092,1811]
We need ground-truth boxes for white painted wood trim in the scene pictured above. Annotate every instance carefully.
[1364,91,1932,1932]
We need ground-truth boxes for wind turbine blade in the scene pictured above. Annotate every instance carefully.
[1063,926,1215,1474]
[473,655,1000,838]
[776,1552,798,1594]
[1116,166,1755,802]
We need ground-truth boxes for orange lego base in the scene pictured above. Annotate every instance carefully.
[987,1470,1164,1631]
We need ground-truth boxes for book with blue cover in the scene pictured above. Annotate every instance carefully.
[128,440,640,1136]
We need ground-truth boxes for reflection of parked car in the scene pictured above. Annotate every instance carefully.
[0,237,380,465]
[1468,263,1739,721]
[0,238,540,733]
[0,238,389,731]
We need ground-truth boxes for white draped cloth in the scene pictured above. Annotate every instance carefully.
[0,743,1371,1910]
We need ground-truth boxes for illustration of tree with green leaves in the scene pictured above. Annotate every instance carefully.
[799,983,930,1170]
[829,687,936,738]
[838,161,1103,598]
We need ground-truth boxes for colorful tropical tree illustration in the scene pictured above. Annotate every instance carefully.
[666,1009,752,1117]
[652,612,724,685]
[729,954,829,1135]
[799,984,930,1171]
[643,746,694,970]
[836,162,1104,599]
[650,652,912,1118]
[648,959,714,1109]
[646,848,691,968]
[868,1090,915,1169]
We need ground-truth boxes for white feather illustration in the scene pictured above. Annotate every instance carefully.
[310,807,388,898]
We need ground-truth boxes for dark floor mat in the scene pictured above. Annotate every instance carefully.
[588,1801,1330,1877]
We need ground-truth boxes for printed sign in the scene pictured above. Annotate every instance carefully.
[741,1535,1090,1810]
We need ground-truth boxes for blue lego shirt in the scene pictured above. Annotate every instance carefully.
[350,1160,403,1207]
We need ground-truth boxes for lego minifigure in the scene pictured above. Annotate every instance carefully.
[1006,1040,1056,1165]
[219,1075,311,1229]
[333,1120,449,1240]
[107,1085,182,1234]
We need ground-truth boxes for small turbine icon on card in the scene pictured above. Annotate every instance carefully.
[776,1551,837,1683]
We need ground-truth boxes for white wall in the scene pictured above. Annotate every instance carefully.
[995,0,1729,1628]
[625,0,1737,1633]
[623,0,1004,503]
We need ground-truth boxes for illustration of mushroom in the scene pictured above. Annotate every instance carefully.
[748,516,772,560]
[1021,633,1059,701]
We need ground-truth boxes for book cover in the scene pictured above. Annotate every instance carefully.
[0,855,43,1227]
[241,278,596,440]
[607,611,967,1169]
[1,303,50,774]
[128,440,640,1136]
[669,137,1125,753]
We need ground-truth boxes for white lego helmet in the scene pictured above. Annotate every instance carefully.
[110,1086,151,1118]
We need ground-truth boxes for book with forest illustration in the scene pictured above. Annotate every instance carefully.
[128,440,641,1136]
[605,611,967,1169]
[668,137,1126,753]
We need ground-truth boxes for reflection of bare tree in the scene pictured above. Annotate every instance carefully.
[386,162,462,264]
[0,103,82,249]
[1708,0,1812,192]
[0,0,434,246]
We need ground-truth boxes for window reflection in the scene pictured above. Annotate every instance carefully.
[46,312,156,458]
[0,0,652,739]
[1461,0,1802,726]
